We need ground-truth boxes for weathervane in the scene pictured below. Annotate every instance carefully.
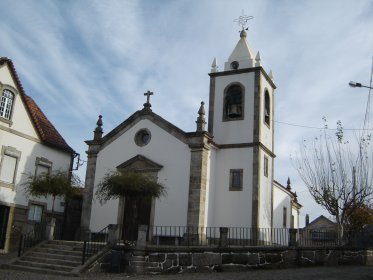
[234,10,254,31]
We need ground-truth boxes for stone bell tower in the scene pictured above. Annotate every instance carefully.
[208,14,276,228]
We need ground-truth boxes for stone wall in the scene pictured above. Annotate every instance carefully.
[125,247,372,274]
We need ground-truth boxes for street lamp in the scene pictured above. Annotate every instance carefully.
[349,81,373,90]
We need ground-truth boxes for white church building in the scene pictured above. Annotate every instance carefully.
[80,27,301,238]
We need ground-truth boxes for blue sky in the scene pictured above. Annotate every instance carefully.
[1,0,372,226]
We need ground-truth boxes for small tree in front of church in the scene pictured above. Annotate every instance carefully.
[95,171,166,203]
[23,170,82,216]
[96,171,166,241]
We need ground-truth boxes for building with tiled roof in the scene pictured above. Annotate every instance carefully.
[0,57,75,252]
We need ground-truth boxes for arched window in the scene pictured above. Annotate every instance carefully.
[264,90,270,126]
[224,84,244,120]
[0,89,14,120]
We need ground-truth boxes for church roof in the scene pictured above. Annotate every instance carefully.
[89,106,212,150]
[0,57,75,154]
[228,30,254,62]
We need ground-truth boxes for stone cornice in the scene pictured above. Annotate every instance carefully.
[209,66,276,90]
[212,141,276,158]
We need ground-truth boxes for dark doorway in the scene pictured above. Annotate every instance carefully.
[0,205,10,249]
[122,196,151,242]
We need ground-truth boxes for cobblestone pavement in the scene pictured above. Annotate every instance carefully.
[0,266,373,280]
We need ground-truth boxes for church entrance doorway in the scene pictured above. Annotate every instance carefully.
[122,196,152,242]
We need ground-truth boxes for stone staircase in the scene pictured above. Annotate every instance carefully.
[129,251,162,274]
[3,240,84,276]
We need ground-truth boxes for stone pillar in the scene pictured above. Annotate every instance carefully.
[136,225,148,249]
[186,136,210,228]
[79,143,100,240]
[219,227,228,248]
[46,217,56,240]
[289,228,298,247]
[107,224,119,245]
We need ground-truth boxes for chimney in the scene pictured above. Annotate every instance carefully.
[305,214,310,227]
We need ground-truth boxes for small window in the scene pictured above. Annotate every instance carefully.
[224,84,244,121]
[0,146,21,188]
[0,89,14,120]
[264,90,270,126]
[134,129,151,147]
[0,155,17,184]
[283,207,287,228]
[35,157,52,177]
[28,204,43,223]
[264,156,269,177]
[229,169,243,191]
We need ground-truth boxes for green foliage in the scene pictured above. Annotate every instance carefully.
[95,171,166,203]
[23,170,81,199]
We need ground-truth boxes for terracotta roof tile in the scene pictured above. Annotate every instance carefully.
[0,57,74,154]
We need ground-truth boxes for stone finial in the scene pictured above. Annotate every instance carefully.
[293,191,298,202]
[196,101,206,132]
[94,115,103,140]
[269,70,274,80]
[211,57,218,73]
[286,177,291,190]
[255,51,261,66]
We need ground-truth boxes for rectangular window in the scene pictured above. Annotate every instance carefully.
[283,207,287,228]
[264,156,269,177]
[34,157,52,177]
[0,146,21,188]
[229,169,243,191]
[0,155,17,183]
[28,204,43,223]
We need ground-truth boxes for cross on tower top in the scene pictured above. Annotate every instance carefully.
[234,10,253,31]
[143,90,154,111]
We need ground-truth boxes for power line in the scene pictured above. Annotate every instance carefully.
[274,120,373,131]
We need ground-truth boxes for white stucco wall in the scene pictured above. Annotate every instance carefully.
[206,148,217,227]
[212,72,255,145]
[258,150,273,228]
[291,207,300,229]
[259,75,274,152]
[89,119,191,232]
[272,184,292,228]
[210,148,253,227]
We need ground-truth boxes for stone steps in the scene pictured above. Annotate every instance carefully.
[2,240,85,276]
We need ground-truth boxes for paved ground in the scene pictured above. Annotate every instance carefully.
[0,266,373,280]
[1,252,372,280]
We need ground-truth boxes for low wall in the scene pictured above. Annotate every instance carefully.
[125,247,373,273]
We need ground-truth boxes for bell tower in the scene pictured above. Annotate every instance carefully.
[208,15,276,229]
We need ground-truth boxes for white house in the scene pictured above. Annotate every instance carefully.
[0,57,75,252]
[80,28,301,239]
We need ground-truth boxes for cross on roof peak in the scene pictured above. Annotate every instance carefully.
[234,10,253,31]
[143,90,154,111]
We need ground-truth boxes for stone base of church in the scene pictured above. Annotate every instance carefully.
[90,246,373,274]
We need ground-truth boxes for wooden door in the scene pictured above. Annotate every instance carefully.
[122,196,151,241]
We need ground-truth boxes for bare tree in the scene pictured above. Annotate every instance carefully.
[293,121,373,240]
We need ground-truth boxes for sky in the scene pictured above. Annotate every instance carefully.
[1,0,372,227]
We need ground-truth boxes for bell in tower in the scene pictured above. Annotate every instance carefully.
[224,84,243,119]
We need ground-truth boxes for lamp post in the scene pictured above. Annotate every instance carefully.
[349,81,373,90]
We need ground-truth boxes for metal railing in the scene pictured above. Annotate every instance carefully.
[82,225,109,264]
[147,226,348,248]
[18,222,47,256]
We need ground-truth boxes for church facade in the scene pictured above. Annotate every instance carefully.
[81,29,300,236]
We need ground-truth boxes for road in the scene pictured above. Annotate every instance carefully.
[0,266,372,280]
